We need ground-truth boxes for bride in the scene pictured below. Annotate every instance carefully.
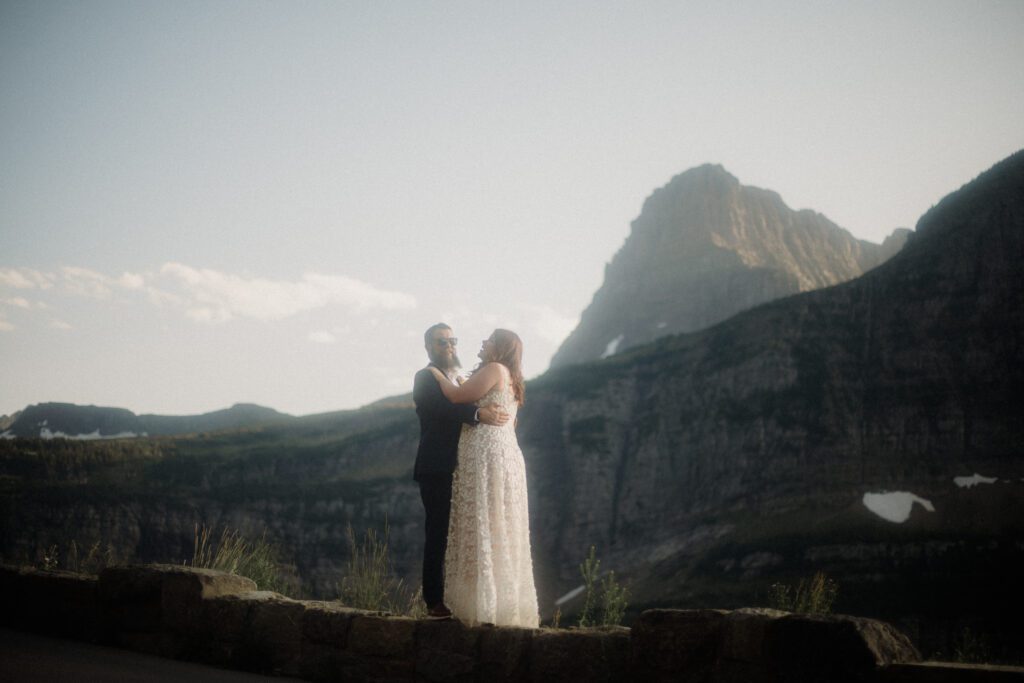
[428,329,539,628]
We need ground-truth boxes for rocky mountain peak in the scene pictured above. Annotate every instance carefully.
[550,165,910,367]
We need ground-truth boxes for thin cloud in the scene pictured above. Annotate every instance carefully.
[119,272,145,289]
[0,263,417,329]
[61,266,118,298]
[0,268,54,290]
[2,297,32,309]
[159,262,416,323]
[0,267,139,299]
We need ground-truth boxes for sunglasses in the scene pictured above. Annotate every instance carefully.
[434,338,458,347]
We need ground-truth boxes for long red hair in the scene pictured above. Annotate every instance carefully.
[487,328,525,405]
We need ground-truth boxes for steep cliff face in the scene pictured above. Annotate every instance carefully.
[0,406,421,596]
[518,150,1024,652]
[550,165,910,367]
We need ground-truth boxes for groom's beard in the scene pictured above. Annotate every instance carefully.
[430,350,461,371]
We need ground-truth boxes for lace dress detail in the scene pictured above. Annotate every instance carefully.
[444,382,539,627]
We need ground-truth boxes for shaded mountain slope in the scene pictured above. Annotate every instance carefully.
[517,149,1024,655]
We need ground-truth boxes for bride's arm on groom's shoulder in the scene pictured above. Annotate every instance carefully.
[430,363,501,404]
[415,368,477,424]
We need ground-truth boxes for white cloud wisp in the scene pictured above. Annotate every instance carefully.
[0,264,417,327]
[159,263,416,323]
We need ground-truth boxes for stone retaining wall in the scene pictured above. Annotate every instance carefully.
[1,564,1020,682]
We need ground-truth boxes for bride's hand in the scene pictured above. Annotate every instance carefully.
[428,367,447,383]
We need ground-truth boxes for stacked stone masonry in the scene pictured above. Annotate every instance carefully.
[1,565,1021,682]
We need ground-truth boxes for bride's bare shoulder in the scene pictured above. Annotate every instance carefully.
[481,362,510,384]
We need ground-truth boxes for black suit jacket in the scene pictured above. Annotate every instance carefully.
[413,365,478,482]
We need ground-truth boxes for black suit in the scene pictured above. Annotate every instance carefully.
[413,364,477,607]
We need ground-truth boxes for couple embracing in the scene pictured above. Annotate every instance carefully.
[413,323,539,628]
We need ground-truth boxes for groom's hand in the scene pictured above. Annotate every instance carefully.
[477,404,510,426]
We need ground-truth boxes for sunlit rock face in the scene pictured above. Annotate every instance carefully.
[550,164,910,368]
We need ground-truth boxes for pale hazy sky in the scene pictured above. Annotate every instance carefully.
[2,1,1022,417]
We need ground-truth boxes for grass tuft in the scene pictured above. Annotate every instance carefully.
[35,540,117,575]
[338,520,419,615]
[191,524,289,593]
[768,571,838,614]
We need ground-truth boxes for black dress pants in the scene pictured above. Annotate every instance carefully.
[418,474,453,607]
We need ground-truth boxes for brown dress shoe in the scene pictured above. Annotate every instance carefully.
[427,603,453,620]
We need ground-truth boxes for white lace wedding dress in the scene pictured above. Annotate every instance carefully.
[444,382,539,628]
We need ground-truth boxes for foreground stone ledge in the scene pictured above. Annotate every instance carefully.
[477,622,533,682]
[879,662,1024,682]
[0,565,100,640]
[301,599,369,647]
[414,618,481,683]
[529,626,630,683]
[765,612,922,682]
[716,608,790,683]
[632,608,729,682]
[2,563,1018,683]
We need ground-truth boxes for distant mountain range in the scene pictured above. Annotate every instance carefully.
[0,402,292,439]
[3,167,906,440]
[2,152,1022,659]
[551,164,910,367]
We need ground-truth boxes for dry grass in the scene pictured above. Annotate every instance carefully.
[191,524,289,593]
[338,521,419,615]
[768,572,838,614]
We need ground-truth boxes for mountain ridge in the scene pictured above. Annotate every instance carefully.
[551,163,910,367]
[1,402,293,439]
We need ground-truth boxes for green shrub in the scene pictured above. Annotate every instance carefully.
[576,545,629,627]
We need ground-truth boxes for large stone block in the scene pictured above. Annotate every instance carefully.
[199,593,258,643]
[631,608,728,682]
[528,626,630,683]
[0,566,101,640]
[415,618,481,682]
[348,614,416,659]
[237,591,307,676]
[98,565,164,604]
[764,613,921,683]
[98,564,256,637]
[720,607,788,663]
[878,661,1024,682]
[161,567,258,633]
[105,598,163,634]
[477,624,534,683]
[301,600,366,647]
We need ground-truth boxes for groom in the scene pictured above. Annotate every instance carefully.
[414,322,508,619]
